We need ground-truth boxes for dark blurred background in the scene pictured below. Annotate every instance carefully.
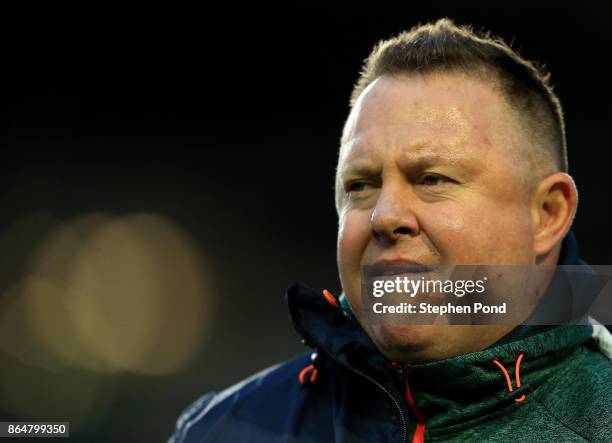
[1,3,611,442]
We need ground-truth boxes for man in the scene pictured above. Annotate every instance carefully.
[169,19,612,442]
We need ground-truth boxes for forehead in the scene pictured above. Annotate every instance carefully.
[341,73,519,162]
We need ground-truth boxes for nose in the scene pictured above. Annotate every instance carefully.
[370,184,420,242]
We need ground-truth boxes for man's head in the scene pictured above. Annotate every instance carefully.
[335,19,578,363]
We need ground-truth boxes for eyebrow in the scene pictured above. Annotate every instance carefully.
[339,150,482,179]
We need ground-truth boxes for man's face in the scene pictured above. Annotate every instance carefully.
[336,73,538,362]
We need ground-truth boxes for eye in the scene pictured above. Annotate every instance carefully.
[346,181,369,192]
[420,174,451,186]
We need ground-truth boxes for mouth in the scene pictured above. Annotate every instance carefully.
[362,260,435,279]
[367,258,435,276]
[368,265,434,277]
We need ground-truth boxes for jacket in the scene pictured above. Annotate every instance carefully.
[168,233,612,442]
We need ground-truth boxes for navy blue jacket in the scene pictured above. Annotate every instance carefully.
[169,280,417,443]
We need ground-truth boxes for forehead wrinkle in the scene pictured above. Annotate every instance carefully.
[347,149,479,171]
[398,150,479,169]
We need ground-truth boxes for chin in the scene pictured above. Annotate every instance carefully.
[366,324,442,363]
[366,324,512,363]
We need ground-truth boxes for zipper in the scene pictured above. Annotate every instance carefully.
[396,363,426,443]
[346,365,408,443]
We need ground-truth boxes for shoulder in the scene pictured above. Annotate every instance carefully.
[537,341,612,441]
[168,352,317,443]
[571,343,612,440]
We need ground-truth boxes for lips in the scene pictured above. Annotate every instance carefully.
[370,257,432,269]
[369,265,434,276]
[366,259,435,279]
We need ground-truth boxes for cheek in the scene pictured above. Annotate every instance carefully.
[418,204,469,254]
[430,205,466,233]
[337,209,372,297]
[419,201,533,263]
[337,209,371,268]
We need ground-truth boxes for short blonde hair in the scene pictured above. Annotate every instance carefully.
[349,18,567,174]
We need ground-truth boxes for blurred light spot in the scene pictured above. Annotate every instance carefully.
[64,214,215,375]
[0,211,216,425]
[23,214,115,372]
[0,213,63,369]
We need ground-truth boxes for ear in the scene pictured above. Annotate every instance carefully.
[531,173,578,257]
